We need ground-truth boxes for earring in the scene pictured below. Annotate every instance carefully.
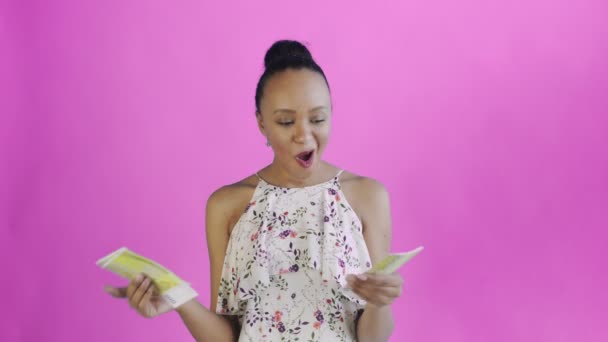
[266,141,271,147]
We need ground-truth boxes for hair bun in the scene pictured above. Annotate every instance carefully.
[264,40,314,69]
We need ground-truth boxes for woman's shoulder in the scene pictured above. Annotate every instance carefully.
[206,174,261,234]
[337,169,390,224]
[208,174,259,205]
[339,169,388,195]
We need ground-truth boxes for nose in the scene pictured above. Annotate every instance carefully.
[293,121,313,144]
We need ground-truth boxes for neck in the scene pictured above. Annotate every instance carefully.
[263,160,329,188]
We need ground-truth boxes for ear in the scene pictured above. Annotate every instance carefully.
[256,111,266,136]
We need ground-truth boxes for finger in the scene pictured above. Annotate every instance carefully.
[346,274,375,292]
[364,274,392,286]
[367,294,392,307]
[131,277,152,309]
[346,274,360,288]
[358,288,384,306]
[104,285,127,298]
[126,273,144,300]
[355,284,392,306]
[352,282,379,303]
[364,273,403,287]
[353,286,371,302]
[353,281,402,302]
[362,281,403,300]
[138,282,156,317]
[347,278,367,296]
[376,285,402,299]
[348,273,389,289]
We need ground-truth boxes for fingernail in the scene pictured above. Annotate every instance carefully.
[356,274,368,281]
[135,274,143,282]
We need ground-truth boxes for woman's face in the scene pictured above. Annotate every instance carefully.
[257,68,332,176]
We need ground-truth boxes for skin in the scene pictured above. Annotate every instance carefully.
[104,68,403,342]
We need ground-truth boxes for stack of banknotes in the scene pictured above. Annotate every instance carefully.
[96,247,198,308]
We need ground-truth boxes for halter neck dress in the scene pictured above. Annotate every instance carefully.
[215,170,372,341]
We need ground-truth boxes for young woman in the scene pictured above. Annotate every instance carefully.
[105,40,404,342]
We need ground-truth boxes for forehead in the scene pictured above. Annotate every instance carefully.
[261,69,331,114]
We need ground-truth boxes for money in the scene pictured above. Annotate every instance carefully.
[367,246,424,275]
[96,247,198,308]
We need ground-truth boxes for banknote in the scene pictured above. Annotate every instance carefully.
[342,245,424,300]
[96,247,198,308]
[367,246,424,275]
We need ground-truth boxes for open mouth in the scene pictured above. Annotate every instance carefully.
[296,150,314,162]
[295,150,315,168]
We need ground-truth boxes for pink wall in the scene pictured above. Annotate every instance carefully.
[2,0,607,341]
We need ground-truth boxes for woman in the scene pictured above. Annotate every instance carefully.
[105,40,404,342]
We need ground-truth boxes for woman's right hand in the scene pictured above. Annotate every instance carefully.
[104,273,174,318]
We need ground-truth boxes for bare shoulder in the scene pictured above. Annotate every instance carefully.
[339,170,388,194]
[338,170,390,225]
[206,174,260,234]
[207,175,258,206]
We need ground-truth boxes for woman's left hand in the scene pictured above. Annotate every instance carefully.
[346,272,404,307]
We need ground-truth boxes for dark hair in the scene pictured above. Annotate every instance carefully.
[255,40,330,114]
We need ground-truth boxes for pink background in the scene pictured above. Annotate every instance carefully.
[2,0,607,341]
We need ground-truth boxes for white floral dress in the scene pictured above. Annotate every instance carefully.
[216,170,372,342]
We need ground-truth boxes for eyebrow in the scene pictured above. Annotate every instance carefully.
[273,106,328,115]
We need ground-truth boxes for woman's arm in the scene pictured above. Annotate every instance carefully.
[176,299,236,342]
[357,304,394,342]
[351,179,398,342]
[103,187,242,341]
[177,187,242,342]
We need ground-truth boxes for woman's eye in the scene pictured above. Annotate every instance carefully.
[313,119,326,124]
[278,121,294,126]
